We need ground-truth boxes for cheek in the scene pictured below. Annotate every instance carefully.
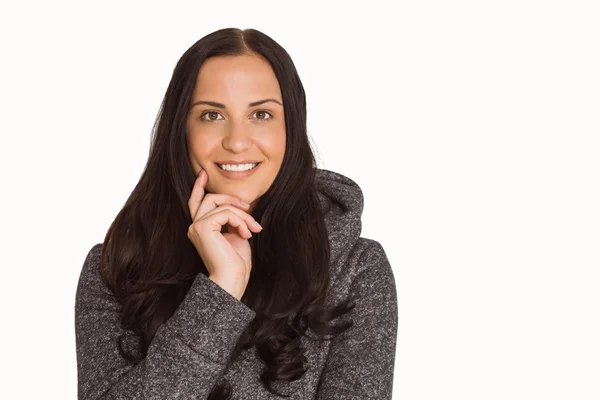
[260,130,286,161]
[186,136,210,169]
[274,132,286,162]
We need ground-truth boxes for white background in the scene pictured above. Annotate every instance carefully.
[1,0,598,399]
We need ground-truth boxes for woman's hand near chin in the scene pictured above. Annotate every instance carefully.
[187,169,263,301]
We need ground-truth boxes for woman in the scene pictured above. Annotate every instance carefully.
[75,27,397,399]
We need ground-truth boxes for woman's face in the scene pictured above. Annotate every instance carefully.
[186,54,286,214]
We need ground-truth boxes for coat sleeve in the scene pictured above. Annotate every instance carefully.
[75,244,256,400]
[315,241,398,399]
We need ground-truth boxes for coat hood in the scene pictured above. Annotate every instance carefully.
[315,168,364,265]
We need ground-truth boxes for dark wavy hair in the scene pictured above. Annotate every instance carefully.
[98,27,356,399]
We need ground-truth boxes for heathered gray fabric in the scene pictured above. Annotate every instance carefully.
[75,168,398,399]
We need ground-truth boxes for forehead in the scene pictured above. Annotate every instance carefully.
[193,55,281,97]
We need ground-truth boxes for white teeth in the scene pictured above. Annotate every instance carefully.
[218,163,258,171]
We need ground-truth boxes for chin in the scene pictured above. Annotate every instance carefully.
[215,187,255,202]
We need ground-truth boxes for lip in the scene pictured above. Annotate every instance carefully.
[216,160,262,165]
[215,162,261,180]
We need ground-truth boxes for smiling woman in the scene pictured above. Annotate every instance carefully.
[185,55,286,216]
[74,27,397,400]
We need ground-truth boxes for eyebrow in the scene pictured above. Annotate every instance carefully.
[190,98,283,109]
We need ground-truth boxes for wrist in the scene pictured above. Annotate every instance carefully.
[208,275,243,301]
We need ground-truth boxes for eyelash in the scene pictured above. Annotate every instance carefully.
[200,110,273,122]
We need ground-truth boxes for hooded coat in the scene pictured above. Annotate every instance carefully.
[75,168,398,399]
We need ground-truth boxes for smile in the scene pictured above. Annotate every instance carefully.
[214,162,262,180]
[217,162,260,171]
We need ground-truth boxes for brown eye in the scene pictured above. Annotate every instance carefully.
[201,111,223,121]
[253,110,273,121]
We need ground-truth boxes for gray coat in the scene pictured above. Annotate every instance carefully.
[75,168,398,399]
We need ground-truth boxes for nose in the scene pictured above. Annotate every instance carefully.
[222,121,252,153]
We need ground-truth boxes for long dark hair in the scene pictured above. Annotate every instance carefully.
[99,27,356,399]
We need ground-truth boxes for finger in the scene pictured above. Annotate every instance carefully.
[195,193,251,222]
[205,209,254,239]
[188,169,207,220]
[201,204,263,233]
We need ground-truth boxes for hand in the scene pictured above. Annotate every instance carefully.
[187,168,263,301]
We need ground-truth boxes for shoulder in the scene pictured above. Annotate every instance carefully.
[355,238,389,265]
[75,243,114,306]
[334,237,392,277]
[86,243,103,262]
[78,243,103,283]
[352,238,395,289]
[326,238,395,304]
